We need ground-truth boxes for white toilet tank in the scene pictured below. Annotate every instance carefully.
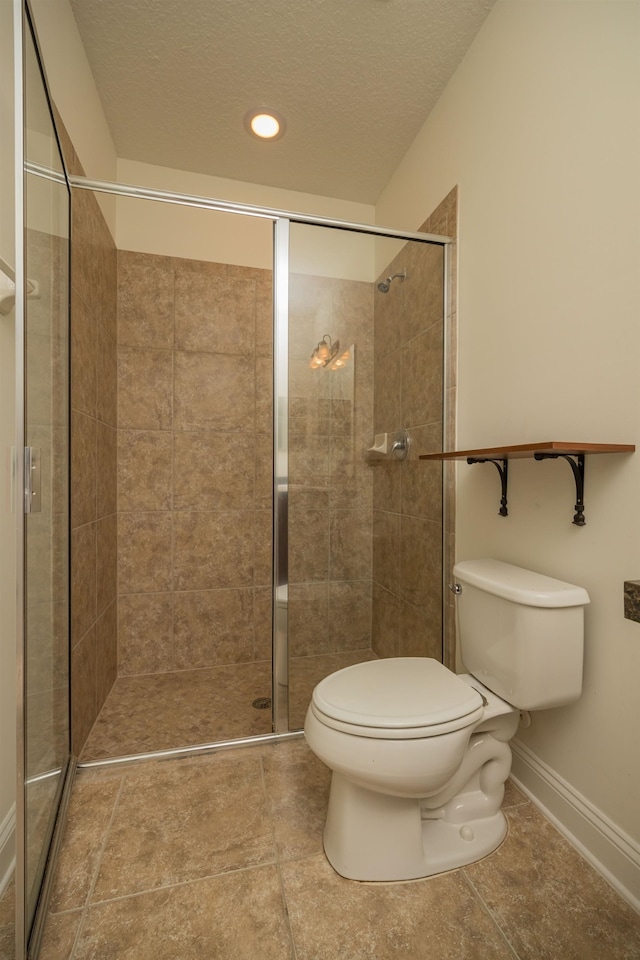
[453,559,590,711]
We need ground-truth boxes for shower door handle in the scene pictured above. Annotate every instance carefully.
[24,446,41,513]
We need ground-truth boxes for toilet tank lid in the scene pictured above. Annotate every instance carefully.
[453,559,590,608]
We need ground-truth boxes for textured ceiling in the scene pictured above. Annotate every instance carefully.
[69,0,495,203]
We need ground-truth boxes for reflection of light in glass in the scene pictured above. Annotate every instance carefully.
[310,334,340,369]
[0,255,40,315]
[330,347,352,371]
[0,257,16,316]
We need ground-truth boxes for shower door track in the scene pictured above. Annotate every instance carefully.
[67,173,452,762]
[77,731,305,770]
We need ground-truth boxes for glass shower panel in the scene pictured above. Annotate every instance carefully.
[23,20,71,931]
[76,193,275,761]
[286,223,445,729]
[286,223,377,728]
[370,233,446,663]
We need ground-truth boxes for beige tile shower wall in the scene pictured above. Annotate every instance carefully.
[58,122,119,754]
[288,276,374,656]
[116,252,273,677]
[372,190,457,663]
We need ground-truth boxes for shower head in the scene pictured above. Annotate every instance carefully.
[376,268,406,293]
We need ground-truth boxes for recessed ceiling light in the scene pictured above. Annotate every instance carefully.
[244,108,287,141]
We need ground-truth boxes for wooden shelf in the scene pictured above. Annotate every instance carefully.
[419,441,635,525]
[419,442,635,461]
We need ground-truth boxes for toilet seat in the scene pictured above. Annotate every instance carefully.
[311,658,485,740]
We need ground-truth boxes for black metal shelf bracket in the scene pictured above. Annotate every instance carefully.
[467,457,509,517]
[534,452,586,526]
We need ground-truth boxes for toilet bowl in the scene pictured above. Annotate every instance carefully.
[305,658,519,881]
[304,559,590,882]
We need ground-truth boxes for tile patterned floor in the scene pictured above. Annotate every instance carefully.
[37,739,640,960]
[80,650,376,760]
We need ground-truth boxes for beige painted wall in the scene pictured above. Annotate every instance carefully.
[116,159,377,279]
[376,0,640,844]
[30,0,117,233]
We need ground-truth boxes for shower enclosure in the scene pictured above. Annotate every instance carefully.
[66,189,452,763]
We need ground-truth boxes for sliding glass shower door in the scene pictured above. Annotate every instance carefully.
[281,221,447,729]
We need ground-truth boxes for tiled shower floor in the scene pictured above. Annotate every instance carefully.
[37,738,640,960]
[80,650,376,761]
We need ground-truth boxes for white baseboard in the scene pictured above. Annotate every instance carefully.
[0,803,15,898]
[511,739,640,914]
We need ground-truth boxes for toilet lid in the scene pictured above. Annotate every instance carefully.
[312,658,484,730]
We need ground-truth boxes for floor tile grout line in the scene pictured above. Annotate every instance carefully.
[68,859,280,912]
[258,751,280,867]
[460,869,522,960]
[503,799,530,811]
[276,861,299,960]
[277,849,330,868]
[80,739,280,912]
[67,773,127,960]
[259,751,300,959]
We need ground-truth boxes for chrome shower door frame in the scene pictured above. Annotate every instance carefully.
[272,218,290,733]
[15,3,76,956]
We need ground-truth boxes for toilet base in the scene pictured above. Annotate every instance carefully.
[323,773,508,882]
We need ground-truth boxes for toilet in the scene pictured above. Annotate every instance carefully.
[304,559,590,881]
